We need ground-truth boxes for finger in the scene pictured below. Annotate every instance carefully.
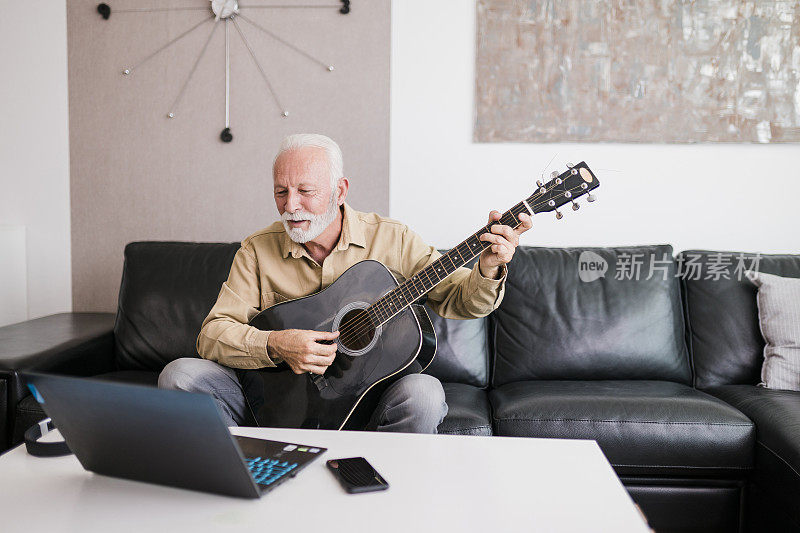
[516,213,533,234]
[492,243,512,255]
[312,330,339,341]
[487,210,502,223]
[316,343,338,357]
[491,224,518,244]
[306,353,336,366]
[480,232,504,244]
[303,364,329,375]
[481,233,512,248]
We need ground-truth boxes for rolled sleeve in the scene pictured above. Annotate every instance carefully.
[196,245,276,369]
[464,262,507,312]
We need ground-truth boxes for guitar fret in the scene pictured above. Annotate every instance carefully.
[421,267,434,289]
[431,262,444,281]
[443,252,457,271]
[457,242,472,260]
[409,278,422,300]
[468,235,481,253]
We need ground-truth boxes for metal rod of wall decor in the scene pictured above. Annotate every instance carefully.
[239,1,350,14]
[240,5,342,9]
[112,7,210,13]
[123,16,213,75]
[225,19,231,129]
[167,20,221,118]
[237,13,334,71]
[232,17,288,117]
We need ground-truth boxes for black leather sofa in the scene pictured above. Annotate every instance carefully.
[1,242,798,533]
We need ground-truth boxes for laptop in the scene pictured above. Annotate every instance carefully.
[22,372,327,499]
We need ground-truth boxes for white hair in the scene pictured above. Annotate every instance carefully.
[274,133,343,189]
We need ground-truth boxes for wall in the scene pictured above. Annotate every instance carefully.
[0,0,71,327]
[68,0,391,312]
[390,0,800,254]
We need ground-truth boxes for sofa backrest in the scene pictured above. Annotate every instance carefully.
[492,245,691,387]
[114,242,239,371]
[679,250,800,389]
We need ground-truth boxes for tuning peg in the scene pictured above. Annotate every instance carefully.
[536,179,543,188]
[555,209,563,220]
[551,171,559,179]
[587,192,596,202]
[571,201,580,211]
[566,162,574,168]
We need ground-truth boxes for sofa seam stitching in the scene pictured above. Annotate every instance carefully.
[757,439,800,480]
[611,463,750,470]
[440,426,491,434]
[493,417,752,426]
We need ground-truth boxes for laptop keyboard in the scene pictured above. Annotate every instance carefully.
[246,456,298,486]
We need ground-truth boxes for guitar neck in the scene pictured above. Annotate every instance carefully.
[363,161,598,328]
[365,204,527,327]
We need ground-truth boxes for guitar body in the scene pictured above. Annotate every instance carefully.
[242,260,437,431]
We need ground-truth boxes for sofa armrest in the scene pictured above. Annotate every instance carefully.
[0,312,116,374]
[0,312,116,451]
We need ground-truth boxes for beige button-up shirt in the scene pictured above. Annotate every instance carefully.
[197,203,507,369]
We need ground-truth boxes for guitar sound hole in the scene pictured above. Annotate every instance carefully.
[339,308,376,352]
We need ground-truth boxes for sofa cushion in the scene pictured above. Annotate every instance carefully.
[423,306,489,388]
[707,384,800,526]
[746,271,800,391]
[490,380,754,477]
[437,383,492,436]
[115,242,239,371]
[492,245,690,386]
[680,251,800,389]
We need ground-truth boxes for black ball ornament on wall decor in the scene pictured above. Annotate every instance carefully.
[97,0,350,143]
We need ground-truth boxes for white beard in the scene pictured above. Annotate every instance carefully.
[281,192,339,244]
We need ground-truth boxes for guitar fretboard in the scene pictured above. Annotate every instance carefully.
[364,200,533,328]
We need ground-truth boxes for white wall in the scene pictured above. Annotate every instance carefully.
[0,0,71,325]
[390,0,800,254]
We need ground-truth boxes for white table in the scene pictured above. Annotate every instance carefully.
[0,427,649,532]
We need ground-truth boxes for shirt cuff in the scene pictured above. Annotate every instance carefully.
[476,262,507,284]
[465,262,507,312]
[245,327,277,368]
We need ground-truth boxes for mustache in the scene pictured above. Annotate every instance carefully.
[282,210,318,221]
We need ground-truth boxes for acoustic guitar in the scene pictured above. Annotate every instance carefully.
[241,162,599,430]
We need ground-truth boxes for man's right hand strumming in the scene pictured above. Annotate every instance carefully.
[267,329,340,375]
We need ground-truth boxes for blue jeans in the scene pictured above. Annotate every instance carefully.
[158,358,448,433]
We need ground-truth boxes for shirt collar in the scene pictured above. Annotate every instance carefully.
[280,202,366,259]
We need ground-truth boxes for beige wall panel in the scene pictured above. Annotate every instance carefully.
[68,0,390,311]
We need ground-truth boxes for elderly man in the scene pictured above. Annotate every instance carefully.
[159,133,532,432]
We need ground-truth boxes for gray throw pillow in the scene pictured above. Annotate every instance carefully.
[746,271,800,391]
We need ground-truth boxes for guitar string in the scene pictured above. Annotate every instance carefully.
[336,178,589,345]
[336,179,591,346]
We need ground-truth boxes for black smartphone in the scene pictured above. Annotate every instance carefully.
[326,457,389,493]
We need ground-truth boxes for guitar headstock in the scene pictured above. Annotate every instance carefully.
[529,161,599,218]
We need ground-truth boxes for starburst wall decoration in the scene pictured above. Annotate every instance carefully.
[96,0,351,143]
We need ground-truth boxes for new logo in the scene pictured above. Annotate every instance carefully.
[578,251,608,282]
